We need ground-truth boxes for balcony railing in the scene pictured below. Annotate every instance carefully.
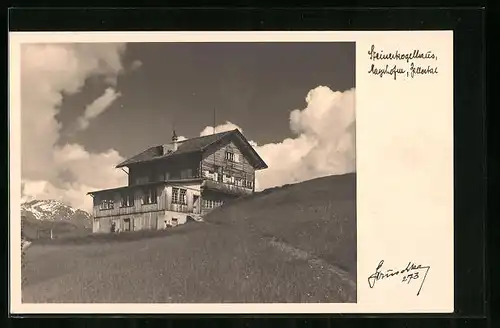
[201,179,253,196]
[167,203,191,213]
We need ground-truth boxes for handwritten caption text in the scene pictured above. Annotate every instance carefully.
[367,44,439,80]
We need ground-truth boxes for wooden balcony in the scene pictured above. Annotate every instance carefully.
[94,202,160,218]
[167,203,191,213]
[201,179,253,196]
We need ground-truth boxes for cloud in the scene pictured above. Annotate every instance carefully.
[19,42,354,211]
[20,43,129,211]
[77,87,122,130]
[130,60,143,71]
[199,121,243,136]
[199,86,356,191]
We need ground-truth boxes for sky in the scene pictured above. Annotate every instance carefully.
[20,42,356,211]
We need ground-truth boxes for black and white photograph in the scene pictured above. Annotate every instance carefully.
[19,41,357,304]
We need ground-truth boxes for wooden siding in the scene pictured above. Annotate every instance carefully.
[92,210,195,233]
[93,182,204,216]
[201,140,256,187]
[202,179,253,196]
[128,154,201,185]
[90,135,263,233]
[92,184,167,218]
[93,211,162,233]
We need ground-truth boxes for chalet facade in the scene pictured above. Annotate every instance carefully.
[87,129,268,234]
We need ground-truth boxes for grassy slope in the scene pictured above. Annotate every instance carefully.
[22,216,92,241]
[22,173,356,303]
[205,173,357,275]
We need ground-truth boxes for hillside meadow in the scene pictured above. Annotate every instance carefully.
[21,173,357,303]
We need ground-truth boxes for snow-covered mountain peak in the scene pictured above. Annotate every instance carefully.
[21,199,91,221]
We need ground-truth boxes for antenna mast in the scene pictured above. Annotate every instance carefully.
[213,108,216,135]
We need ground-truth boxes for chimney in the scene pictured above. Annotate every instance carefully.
[172,129,179,151]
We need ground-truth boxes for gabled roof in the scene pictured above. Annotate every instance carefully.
[116,129,268,170]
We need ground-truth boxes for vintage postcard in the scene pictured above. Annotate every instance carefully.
[9,31,453,313]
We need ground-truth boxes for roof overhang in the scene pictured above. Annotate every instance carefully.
[115,150,199,169]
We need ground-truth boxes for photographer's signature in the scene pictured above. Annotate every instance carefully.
[367,260,430,296]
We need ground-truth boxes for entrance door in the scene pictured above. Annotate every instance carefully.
[193,195,200,214]
[123,218,131,232]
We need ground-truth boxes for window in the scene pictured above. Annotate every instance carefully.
[180,189,187,205]
[142,188,157,205]
[99,199,114,210]
[241,179,253,189]
[121,193,134,207]
[225,151,235,161]
[225,151,240,163]
[172,187,179,204]
[242,175,254,189]
[172,187,187,205]
[203,199,224,209]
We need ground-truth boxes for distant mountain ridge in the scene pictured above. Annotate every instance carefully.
[21,199,92,222]
[21,199,93,240]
